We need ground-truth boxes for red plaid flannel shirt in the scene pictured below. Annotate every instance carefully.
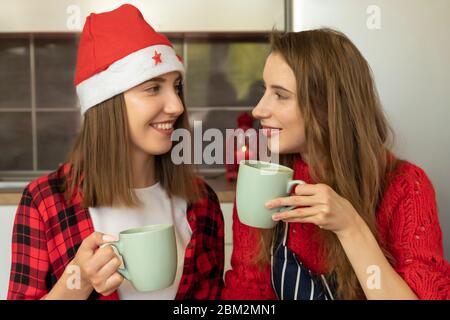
[7,163,224,300]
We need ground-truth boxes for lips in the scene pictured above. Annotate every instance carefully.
[261,125,282,137]
[149,120,175,136]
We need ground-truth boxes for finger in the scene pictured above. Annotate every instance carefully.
[278,217,309,223]
[99,273,124,296]
[88,245,119,273]
[266,195,320,209]
[272,207,320,221]
[293,183,319,196]
[79,232,104,251]
[97,257,122,280]
[81,232,117,251]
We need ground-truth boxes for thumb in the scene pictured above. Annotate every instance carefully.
[81,231,117,251]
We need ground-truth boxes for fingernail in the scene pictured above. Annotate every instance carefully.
[265,202,272,209]
[272,215,280,221]
[102,234,118,242]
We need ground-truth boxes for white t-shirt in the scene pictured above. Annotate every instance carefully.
[88,182,191,300]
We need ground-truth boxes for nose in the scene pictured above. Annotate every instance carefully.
[164,91,184,117]
[252,96,271,120]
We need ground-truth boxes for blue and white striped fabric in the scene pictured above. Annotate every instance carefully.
[271,222,335,300]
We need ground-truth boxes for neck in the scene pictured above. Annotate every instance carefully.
[131,147,156,188]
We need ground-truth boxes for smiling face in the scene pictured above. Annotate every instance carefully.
[123,71,184,156]
[252,52,306,155]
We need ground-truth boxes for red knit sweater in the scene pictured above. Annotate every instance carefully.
[222,158,450,300]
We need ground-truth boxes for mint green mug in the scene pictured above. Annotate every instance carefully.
[104,224,177,292]
[236,160,305,229]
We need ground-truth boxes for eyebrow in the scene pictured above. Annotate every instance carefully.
[141,76,182,86]
[148,76,182,83]
[269,84,295,95]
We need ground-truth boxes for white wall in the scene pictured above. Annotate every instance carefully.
[293,0,450,258]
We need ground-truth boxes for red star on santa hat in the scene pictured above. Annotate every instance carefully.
[152,51,162,65]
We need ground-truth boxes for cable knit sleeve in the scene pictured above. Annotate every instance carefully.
[385,164,450,299]
[222,201,276,300]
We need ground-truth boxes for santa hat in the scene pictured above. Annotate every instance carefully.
[74,4,184,114]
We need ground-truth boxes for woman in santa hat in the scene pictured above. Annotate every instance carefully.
[7,4,224,300]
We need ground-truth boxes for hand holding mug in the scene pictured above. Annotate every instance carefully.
[70,232,124,296]
[266,183,362,237]
[101,224,177,292]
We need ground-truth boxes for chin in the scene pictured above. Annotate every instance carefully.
[142,142,173,156]
[268,140,298,156]
[267,139,285,154]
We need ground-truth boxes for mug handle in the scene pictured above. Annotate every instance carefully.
[101,241,131,280]
[278,180,305,213]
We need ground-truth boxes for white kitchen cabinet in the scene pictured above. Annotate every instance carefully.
[0,0,285,33]
[0,205,18,300]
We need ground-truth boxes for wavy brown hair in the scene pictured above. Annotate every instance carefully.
[256,29,400,299]
[65,91,199,208]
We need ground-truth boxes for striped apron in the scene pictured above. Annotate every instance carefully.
[271,222,335,300]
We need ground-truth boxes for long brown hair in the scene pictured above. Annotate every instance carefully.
[256,29,399,299]
[65,91,199,208]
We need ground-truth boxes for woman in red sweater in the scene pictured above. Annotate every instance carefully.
[222,29,450,300]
